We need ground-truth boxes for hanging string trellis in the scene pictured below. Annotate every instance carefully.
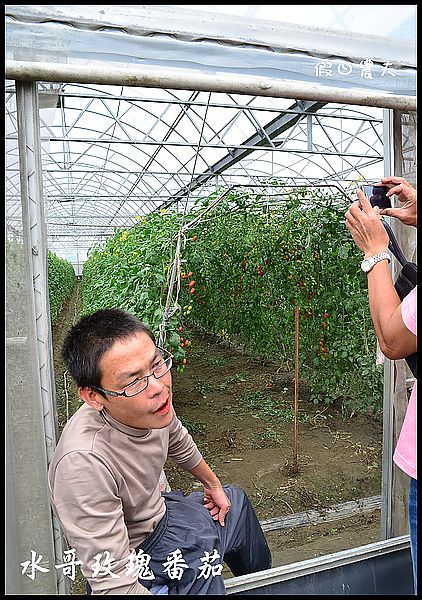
[158,92,211,347]
[158,178,350,349]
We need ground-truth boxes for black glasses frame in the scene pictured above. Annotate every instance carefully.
[92,347,173,398]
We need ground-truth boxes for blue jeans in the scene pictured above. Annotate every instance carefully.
[409,477,417,594]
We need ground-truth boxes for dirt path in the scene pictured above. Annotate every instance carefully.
[166,329,383,569]
[52,289,383,589]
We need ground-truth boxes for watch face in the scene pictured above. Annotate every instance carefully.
[361,258,371,272]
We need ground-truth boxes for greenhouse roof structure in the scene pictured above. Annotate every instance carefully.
[5,5,416,267]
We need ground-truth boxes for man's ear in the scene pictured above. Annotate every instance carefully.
[78,387,106,411]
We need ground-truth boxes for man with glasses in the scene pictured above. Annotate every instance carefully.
[48,308,271,595]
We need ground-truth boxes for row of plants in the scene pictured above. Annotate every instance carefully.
[178,188,383,412]
[47,251,76,322]
[81,211,183,354]
[81,186,383,413]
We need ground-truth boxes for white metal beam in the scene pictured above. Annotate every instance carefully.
[5,60,416,112]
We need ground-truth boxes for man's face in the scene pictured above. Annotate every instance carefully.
[97,331,173,430]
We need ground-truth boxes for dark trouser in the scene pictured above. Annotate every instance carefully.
[409,477,417,594]
[138,484,271,595]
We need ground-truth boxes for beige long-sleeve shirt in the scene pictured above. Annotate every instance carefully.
[48,404,202,594]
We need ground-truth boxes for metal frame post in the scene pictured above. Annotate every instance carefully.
[380,108,416,539]
[380,108,394,539]
[14,80,69,594]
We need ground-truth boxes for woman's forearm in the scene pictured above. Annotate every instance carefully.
[366,261,416,359]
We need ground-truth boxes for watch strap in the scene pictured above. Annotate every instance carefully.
[361,252,391,273]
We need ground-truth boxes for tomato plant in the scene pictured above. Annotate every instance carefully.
[81,187,383,413]
[177,187,383,413]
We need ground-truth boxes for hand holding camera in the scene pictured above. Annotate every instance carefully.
[345,188,390,258]
[377,176,417,227]
[359,177,417,227]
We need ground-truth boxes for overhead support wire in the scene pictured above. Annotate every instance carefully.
[158,99,326,210]
[158,92,212,347]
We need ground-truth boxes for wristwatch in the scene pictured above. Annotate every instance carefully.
[360,252,391,273]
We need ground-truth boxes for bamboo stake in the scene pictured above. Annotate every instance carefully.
[293,305,299,473]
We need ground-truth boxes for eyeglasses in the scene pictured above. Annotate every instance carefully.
[92,347,173,398]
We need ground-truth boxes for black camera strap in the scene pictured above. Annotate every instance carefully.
[382,220,417,378]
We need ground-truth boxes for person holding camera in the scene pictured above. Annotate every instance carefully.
[345,175,417,593]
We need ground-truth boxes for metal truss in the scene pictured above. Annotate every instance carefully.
[5,82,385,262]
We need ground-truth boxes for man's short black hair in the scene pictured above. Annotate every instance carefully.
[62,308,155,389]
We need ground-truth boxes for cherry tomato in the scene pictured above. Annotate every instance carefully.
[189,280,195,287]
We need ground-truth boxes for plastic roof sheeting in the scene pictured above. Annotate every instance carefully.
[5,5,416,101]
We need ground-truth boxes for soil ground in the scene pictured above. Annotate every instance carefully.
[52,282,383,593]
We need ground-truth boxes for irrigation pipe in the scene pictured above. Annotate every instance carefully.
[158,93,212,347]
[181,93,212,220]
[158,232,183,347]
[158,185,234,347]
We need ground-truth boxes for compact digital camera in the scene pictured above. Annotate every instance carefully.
[361,184,391,209]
